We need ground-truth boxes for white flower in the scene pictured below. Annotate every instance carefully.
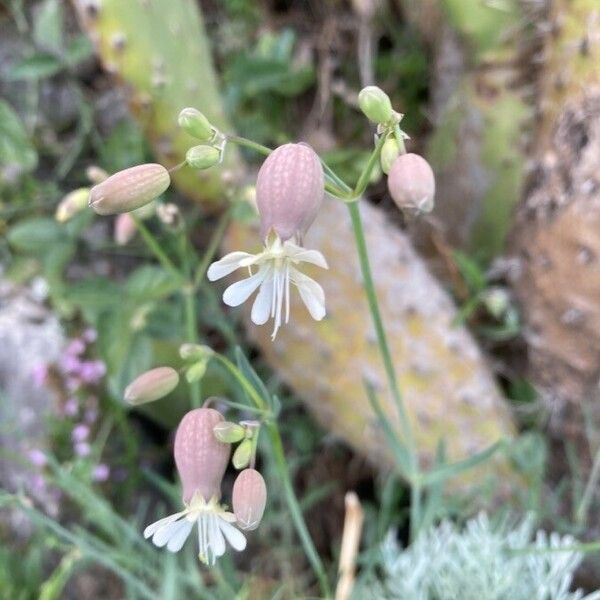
[207,234,328,339]
[144,493,246,565]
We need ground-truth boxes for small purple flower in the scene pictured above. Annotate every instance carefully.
[85,407,98,424]
[75,442,91,457]
[31,363,48,388]
[28,449,47,467]
[66,338,86,356]
[72,424,90,443]
[61,354,82,375]
[63,398,79,416]
[31,473,47,494]
[66,377,81,392]
[83,328,97,343]
[92,464,110,482]
[79,360,106,384]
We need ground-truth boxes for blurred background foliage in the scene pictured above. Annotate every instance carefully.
[0,0,599,598]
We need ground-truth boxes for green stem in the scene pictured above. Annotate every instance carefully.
[351,133,388,199]
[183,287,201,408]
[213,353,331,597]
[347,200,421,541]
[225,135,271,157]
[132,215,203,406]
[266,421,331,597]
[193,207,232,289]
[393,124,407,153]
[131,216,184,283]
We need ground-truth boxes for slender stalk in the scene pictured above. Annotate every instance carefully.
[351,133,388,199]
[183,286,201,408]
[193,207,232,289]
[214,353,332,598]
[132,214,202,406]
[347,199,421,541]
[225,135,271,157]
[131,215,184,283]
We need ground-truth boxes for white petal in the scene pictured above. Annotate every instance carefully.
[207,251,255,281]
[291,269,326,321]
[222,270,267,307]
[284,243,329,269]
[209,514,226,558]
[166,519,193,552]
[251,271,273,325]
[198,515,210,565]
[152,519,186,548]
[218,519,247,552]
[143,511,185,539]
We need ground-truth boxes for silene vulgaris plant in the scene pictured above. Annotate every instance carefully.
[58,83,510,597]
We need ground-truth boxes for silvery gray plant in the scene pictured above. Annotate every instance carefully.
[356,513,600,600]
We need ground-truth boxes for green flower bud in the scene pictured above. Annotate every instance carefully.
[185,360,207,383]
[358,86,393,124]
[232,438,253,470]
[213,421,246,444]
[482,287,510,319]
[89,164,170,216]
[380,137,400,175]
[178,107,214,141]
[179,343,213,361]
[124,366,179,405]
[55,188,90,222]
[186,145,221,170]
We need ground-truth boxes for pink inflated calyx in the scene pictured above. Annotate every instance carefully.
[174,408,231,504]
[232,468,267,531]
[256,143,324,242]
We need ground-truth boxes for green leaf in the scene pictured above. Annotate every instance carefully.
[0,100,37,172]
[125,266,180,300]
[8,53,64,80]
[7,217,63,253]
[66,277,122,317]
[364,380,413,480]
[419,440,505,487]
[453,250,486,293]
[33,0,63,53]
[98,119,145,173]
[234,346,271,407]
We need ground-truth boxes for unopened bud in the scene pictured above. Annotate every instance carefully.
[174,408,230,503]
[185,360,207,383]
[178,107,214,141]
[256,143,324,241]
[232,438,253,470]
[55,188,89,222]
[89,163,170,215]
[380,137,400,175]
[124,366,179,405]
[232,469,267,531]
[482,287,510,319]
[179,344,213,361]
[114,213,137,245]
[387,153,435,214]
[86,165,109,184]
[186,145,221,170]
[213,422,246,444]
[358,86,393,124]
